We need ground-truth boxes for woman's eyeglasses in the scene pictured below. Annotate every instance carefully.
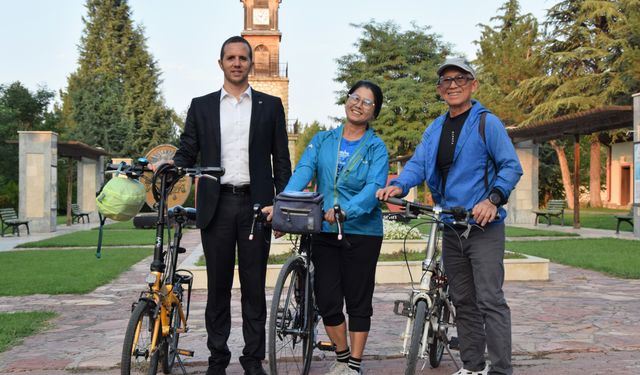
[437,75,474,88]
[347,93,375,108]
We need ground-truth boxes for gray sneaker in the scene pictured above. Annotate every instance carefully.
[342,367,363,374]
[326,361,350,375]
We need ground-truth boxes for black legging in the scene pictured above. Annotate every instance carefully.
[311,232,382,332]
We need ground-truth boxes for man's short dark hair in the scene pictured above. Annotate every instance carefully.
[220,36,253,61]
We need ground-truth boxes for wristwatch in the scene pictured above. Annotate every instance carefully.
[488,191,502,207]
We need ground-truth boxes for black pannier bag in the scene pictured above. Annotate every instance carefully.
[272,191,324,234]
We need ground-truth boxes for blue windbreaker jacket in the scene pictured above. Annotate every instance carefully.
[285,125,389,236]
[390,101,522,223]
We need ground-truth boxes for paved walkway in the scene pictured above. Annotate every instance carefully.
[1,226,639,374]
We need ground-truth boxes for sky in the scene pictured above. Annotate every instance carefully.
[0,0,555,127]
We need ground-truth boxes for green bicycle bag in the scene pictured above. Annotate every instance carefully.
[96,176,146,221]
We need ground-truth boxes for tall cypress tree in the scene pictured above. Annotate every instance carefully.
[61,0,177,157]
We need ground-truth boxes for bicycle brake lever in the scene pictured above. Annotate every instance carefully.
[249,204,261,240]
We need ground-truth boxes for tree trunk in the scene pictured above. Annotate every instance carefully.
[589,135,602,207]
[549,139,574,209]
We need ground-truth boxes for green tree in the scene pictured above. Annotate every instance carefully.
[508,0,637,206]
[61,0,178,157]
[334,21,452,157]
[294,121,326,164]
[474,0,543,126]
[0,82,58,208]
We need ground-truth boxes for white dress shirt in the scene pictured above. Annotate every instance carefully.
[219,86,252,186]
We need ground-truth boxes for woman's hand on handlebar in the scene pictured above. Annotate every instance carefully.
[472,199,497,226]
[324,207,346,224]
[261,205,285,238]
[376,185,403,201]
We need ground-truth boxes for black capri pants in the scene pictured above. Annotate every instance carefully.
[311,232,383,332]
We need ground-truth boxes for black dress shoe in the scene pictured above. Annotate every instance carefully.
[244,364,268,375]
[206,367,227,375]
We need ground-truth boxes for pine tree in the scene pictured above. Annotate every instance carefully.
[335,21,451,157]
[61,0,177,157]
[474,0,543,126]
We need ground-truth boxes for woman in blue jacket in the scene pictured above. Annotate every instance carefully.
[285,80,388,374]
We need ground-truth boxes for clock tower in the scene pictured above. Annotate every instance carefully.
[239,0,290,123]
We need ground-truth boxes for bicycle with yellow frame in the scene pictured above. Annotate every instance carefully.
[120,163,224,375]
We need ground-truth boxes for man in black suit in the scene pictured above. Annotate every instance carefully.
[173,36,291,375]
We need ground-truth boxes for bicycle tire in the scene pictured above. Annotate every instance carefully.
[428,296,450,368]
[405,299,428,375]
[160,302,181,374]
[121,299,159,375]
[268,256,314,375]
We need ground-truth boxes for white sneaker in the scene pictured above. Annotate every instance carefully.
[326,361,350,375]
[451,363,489,375]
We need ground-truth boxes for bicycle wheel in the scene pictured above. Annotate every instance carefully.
[121,300,159,375]
[428,296,450,368]
[161,302,181,374]
[268,256,314,375]
[405,299,427,375]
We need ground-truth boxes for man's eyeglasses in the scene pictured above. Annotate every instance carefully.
[437,75,474,88]
[347,93,375,108]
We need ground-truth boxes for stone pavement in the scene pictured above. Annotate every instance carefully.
[1,228,640,374]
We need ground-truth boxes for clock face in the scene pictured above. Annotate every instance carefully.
[253,8,269,25]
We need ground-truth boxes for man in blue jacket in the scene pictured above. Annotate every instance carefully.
[377,58,522,375]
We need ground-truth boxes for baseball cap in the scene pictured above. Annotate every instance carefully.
[437,57,476,78]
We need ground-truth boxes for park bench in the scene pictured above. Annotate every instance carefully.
[614,208,633,234]
[533,199,566,226]
[0,208,30,237]
[71,203,91,224]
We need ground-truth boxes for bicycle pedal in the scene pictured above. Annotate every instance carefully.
[316,341,336,351]
[176,349,194,357]
[177,246,186,254]
[393,300,411,317]
[449,336,459,350]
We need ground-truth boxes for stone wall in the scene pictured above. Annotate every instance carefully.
[506,140,538,224]
[249,76,289,120]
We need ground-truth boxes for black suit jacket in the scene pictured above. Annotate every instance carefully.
[173,89,292,228]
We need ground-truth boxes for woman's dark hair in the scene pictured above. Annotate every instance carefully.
[220,36,253,61]
[347,80,384,119]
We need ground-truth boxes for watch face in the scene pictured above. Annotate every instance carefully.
[489,192,501,205]
[253,8,269,25]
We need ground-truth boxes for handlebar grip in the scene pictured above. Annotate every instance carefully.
[385,196,406,207]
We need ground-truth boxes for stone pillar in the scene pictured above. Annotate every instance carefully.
[18,131,57,233]
[506,140,538,224]
[632,93,639,238]
[77,157,99,222]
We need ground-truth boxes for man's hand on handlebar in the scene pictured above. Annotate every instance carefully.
[376,185,403,201]
[150,159,174,172]
[472,199,497,226]
[261,206,285,238]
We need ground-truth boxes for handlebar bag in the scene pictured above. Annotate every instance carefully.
[96,176,146,221]
[272,191,324,234]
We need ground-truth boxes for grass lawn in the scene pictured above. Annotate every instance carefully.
[541,207,632,231]
[0,311,57,353]
[0,248,152,296]
[508,238,640,279]
[17,228,155,248]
